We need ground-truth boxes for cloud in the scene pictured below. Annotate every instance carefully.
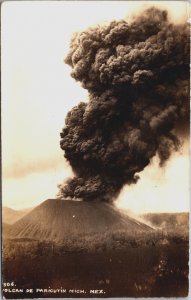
[59,7,189,203]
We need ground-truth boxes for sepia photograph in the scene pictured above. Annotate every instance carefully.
[1,0,190,298]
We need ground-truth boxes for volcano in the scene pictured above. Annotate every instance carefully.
[6,199,152,241]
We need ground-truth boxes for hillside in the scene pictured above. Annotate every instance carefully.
[2,223,12,238]
[140,212,189,232]
[2,207,32,224]
[6,199,152,241]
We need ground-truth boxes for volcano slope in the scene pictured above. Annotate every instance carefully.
[6,199,152,241]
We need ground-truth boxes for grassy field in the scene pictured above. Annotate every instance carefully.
[2,229,189,298]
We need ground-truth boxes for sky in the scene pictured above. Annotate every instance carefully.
[1,1,190,212]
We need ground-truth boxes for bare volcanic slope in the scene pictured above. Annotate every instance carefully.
[7,199,152,241]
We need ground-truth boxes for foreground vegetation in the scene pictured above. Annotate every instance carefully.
[2,229,189,298]
[3,228,188,258]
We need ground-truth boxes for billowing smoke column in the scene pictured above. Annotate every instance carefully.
[59,7,189,202]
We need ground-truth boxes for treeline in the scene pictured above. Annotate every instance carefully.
[3,229,188,260]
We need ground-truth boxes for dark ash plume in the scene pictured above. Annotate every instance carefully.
[59,7,189,202]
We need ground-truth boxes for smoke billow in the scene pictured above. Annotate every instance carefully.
[59,7,189,202]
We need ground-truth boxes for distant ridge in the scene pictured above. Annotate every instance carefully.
[140,212,189,232]
[2,207,32,224]
[6,199,152,242]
